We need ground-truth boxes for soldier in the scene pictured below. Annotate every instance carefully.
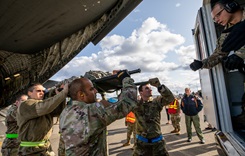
[1,94,28,156]
[17,83,68,156]
[190,0,245,71]
[59,70,138,156]
[168,97,181,135]
[133,78,174,156]
[122,111,136,147]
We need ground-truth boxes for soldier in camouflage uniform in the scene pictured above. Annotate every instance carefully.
[1,94,28,156]
[190,1,245,71]
[168,98,181,135]
[17,83,68,156]
[59,71,138,156]
[133,78,174,156]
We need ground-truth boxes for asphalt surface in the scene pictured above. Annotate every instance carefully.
[0,107,219,156]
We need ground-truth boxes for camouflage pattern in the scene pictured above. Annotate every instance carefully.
[185,114,203,140]
[84,70,112,80]
[133,139,169,156]
[171,114,181,131]
[169,99,181,131]
[125,122,136,144]
[58,134,65,156]
[202,9,245,69]
[59,77,137,156]
[133,84,174,156]
[1,104,19,156]
[17,90,67,156]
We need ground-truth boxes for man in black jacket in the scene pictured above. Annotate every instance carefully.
[181,88,205,144]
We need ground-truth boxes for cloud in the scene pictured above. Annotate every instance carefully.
[176,3,181,7]
[51,17,200,94]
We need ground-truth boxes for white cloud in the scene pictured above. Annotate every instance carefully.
[176,3,181,7]
[51,17,200,94]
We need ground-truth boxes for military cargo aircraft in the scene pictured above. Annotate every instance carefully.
[0,0,142,107]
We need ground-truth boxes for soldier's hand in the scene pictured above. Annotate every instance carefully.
[222,21,245,52]
[149,78,161,87]
[62,83,69,94]
[117,70,130,82]
[224,54,244,70]
[190,59,203,71]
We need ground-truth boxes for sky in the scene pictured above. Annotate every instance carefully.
[51,0,203,96]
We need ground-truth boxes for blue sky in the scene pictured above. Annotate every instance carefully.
[51,0,203,95]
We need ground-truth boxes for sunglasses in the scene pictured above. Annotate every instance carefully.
[35,90,45,93]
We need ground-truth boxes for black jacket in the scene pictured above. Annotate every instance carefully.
[181,94,203,116]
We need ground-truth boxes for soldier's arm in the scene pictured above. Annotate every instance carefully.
[93,77,138,126]
[154,84,175,108]
[202,33,228,69]
[36,89,68,116]
[148,78,174,108]
[19,88,68,120]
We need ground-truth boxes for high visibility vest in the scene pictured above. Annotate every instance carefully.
[168,99,178,114]
[126,112,136,123]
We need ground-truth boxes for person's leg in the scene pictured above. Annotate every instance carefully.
[185,115,192,141]
[133,141,152,156]
[170,115,177,132]
[166,108,170,124]
[192,114,204,143]
[123,122,133,146]
[175,114,181,134]
[152,139,169,156]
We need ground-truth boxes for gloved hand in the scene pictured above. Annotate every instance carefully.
[149,78,161,87]
[117,70,130,82]
[222,20,245,52]
[189,59,203,71]
[224,54,244,70]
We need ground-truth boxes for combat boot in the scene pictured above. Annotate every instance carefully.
[122,141,130,146]
[176,130,181,135]
[170,129,177,133]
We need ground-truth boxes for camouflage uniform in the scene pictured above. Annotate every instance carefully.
[202,9,245,69]
[58,133,65,156]
[59,77,137,156]
[123,112,136,146]
[169,99,181,133]
[133,84,174,156]
[17,90,67,156]
[1,104,19,156]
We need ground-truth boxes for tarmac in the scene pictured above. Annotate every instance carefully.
[0,107,219,156]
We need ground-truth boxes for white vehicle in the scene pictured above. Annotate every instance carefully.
[193,0,245,155]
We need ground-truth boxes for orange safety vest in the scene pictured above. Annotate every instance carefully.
[168,99,178,114]
[126,112,136,123]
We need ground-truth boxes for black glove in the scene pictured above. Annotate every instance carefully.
[222,20,245,52]
[157,85,166,93]
[190,59,203,71]
[117,70,130,82]
[224,54,244,70]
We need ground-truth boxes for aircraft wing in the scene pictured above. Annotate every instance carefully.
[0,0,142,107]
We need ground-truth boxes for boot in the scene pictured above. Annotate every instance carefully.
[170,129,177,133]
[176,129,181,135]
[122,141,130,146]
